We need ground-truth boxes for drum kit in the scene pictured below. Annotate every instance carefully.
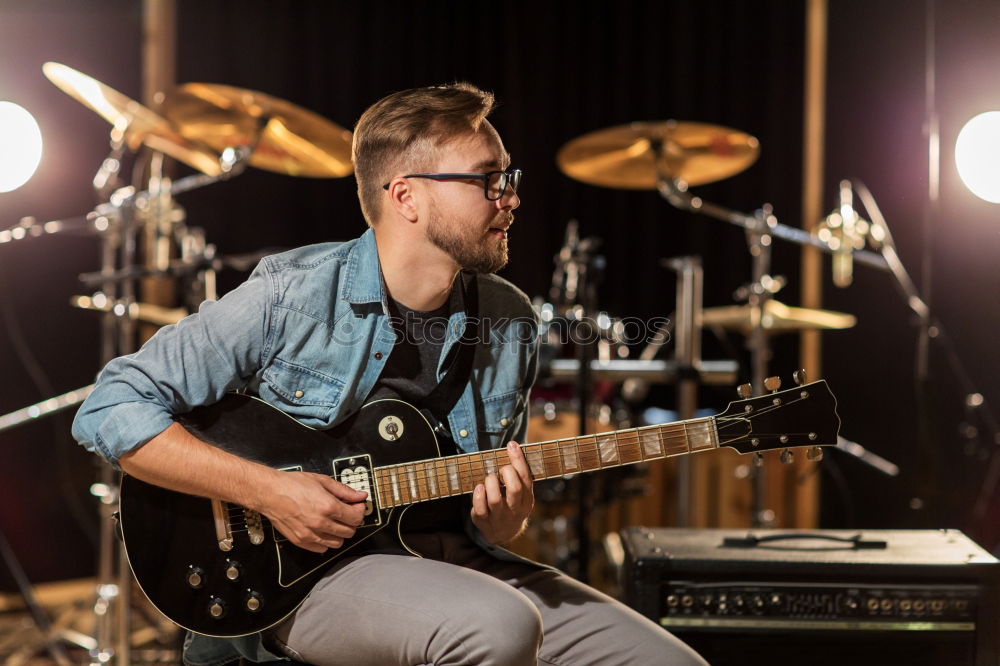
[0,63,877,663]
[0,63,359,665]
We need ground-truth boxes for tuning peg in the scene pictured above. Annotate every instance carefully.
[752,452,764,467]
[779,448,794,464]
[806,446,824,462]
[793,369,807,385]
[764,376,782,392]
[737,383,752,399]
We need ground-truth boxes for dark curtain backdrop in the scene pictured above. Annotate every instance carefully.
[2,0,1000,586]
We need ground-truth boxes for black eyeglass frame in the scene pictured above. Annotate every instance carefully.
[382,168,522,201]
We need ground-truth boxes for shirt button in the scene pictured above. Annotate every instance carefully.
[294,390,304,399]
[500,417,509,427]
[374,352,383,360]
[458,429,469,438]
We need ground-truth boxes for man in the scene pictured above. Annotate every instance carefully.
[73,83,708,666]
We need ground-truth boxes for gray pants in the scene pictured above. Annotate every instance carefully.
[270,532,709,666]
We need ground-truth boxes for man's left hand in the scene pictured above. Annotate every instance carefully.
[471,441,534,544]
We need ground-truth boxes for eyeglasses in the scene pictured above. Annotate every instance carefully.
[382,168,522,201]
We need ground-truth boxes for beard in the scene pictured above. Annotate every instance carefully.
[426,202,509,274]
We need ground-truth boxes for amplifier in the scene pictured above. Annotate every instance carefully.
[621,527,1000,666]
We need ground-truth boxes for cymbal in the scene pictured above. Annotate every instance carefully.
[42,62,222,176]
[557,120,759,189]
[161,83,353,178]
[701,300,856,334]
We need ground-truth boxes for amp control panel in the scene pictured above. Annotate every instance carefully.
[659,581,980,630]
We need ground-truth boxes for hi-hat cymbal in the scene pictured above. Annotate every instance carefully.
[701,300,856,334]
[42,62,223,176]
[161,83,354,178]
[557,121,760,190]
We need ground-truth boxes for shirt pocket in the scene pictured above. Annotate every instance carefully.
[478,389,524,448]
[258,358,345,426]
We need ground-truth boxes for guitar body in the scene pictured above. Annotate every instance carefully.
[120,394,440,637]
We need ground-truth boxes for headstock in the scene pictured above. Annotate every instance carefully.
[716,373,840,464]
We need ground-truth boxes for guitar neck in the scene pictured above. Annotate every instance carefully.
[374,416,719,509]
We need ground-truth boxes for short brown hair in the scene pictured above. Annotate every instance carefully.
[352,83,496,225]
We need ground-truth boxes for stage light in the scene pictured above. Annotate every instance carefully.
[0,101,44,193]
[955,111,1000,204]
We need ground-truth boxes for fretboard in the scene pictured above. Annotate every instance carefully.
[373,416,719,509]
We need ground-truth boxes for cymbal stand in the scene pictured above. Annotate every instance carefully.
[84,147,249,665]
[655,177,889,526]
[662,256,703,526]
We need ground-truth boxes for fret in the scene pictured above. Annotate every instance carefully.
[447,460,460,493]
[389,468,401,503]
[425,460,439,498]
[577,435,599,471]
[525,445,546,479]
[688,419,716,452]
[662,426,688,456]
[546,441,563,478]
[639,426,663,458]
[406,465,419,501]
[597,433,619,465]
[374,469,388,508]
[560,440,580,473]
[415,461,432,501]
[484,451,496,477]
[681,421,691,456]
[618,430,644,465]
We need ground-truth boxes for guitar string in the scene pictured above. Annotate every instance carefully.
[374,421,720,507]
[223,392,818,521]
[373,393,818,507]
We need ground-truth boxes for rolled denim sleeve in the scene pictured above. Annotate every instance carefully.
[71,262,274,468]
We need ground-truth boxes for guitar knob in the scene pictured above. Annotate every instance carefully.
[186,566,205,589]
[737,383,752,399]
[225,561,242,581]
[208,597,227,619]
[245,590,264,612]
[806,446,824,462]
[764,376,782,392]
[793,369,807,385]
[780,449,794,464]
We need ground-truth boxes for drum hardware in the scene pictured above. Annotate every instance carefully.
[8,63,358,663]
[700,299,857,334]
[543,358,737,385]
[555,120,892,530]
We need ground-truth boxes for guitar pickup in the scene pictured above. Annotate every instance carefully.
[332,455,380,526]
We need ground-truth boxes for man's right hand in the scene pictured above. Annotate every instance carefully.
[260,471,368,553]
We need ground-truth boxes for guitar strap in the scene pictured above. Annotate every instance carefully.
[418,270,480,435]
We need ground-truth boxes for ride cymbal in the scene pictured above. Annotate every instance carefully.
[161,83,353,178]
[43,62,222,176]
[557,120,759,189]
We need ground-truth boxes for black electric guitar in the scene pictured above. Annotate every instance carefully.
[120,378,840,637]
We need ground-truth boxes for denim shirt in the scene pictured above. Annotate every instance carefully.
[71,228,539,664]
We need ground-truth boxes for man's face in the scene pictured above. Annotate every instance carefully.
[422,128,520,274]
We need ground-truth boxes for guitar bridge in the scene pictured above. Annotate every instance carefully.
[332,454,380,526]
